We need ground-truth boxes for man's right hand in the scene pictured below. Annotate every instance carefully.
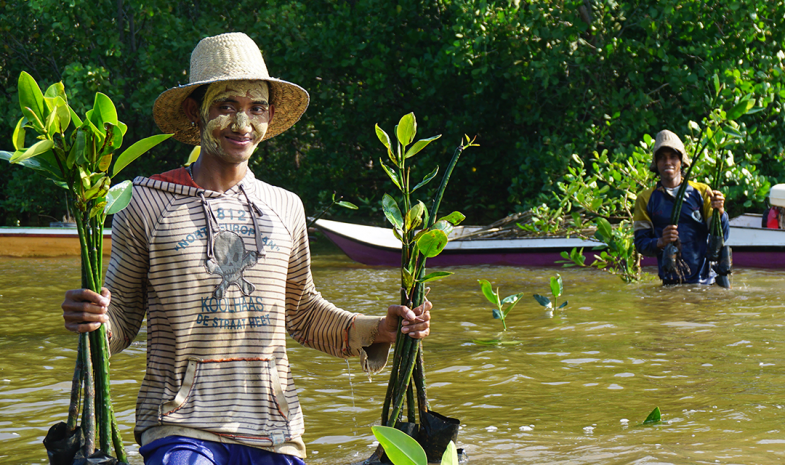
[62,288,111,334]
[657,224,679,249]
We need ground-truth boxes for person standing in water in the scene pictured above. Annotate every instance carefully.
[61,32,432,465]
[633,129,729,284]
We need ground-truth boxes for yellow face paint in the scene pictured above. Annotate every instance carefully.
[199,81,270,159]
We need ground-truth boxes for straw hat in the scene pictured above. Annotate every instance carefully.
[650,129,689,173]
[153,32,309,145]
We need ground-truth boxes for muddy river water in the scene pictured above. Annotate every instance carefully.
[1,249,784,464]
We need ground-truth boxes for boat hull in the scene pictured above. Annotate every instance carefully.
[0,228,112,258]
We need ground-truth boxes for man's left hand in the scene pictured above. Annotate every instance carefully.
[376,300,432,343]
[711,190,725,215]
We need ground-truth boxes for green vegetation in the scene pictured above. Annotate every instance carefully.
[478,279,524,332]
[1,72,170,461]
[2,1,782,226]
[643,406,662,425]
[372,426,459,465]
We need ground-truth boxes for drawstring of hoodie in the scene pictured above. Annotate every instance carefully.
[198,184,266,259]
[239,184,266,258]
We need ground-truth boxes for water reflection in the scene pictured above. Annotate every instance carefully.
[1,254,785,464]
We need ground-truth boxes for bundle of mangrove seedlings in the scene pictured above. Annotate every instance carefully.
[2,72,170,464]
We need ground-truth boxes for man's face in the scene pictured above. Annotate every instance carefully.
[199,81,273,165]
[656,149,682,187]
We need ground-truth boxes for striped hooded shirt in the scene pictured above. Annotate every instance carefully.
[104,167,389,458]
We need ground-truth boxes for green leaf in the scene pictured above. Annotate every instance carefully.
[549,275,563,299]
[371,426,428,465]
[402,267,414,291]
[11,139,54,163]
[595,217,613,241]
[723,125,743,139]
[44,82,67,102]
[492,308,503,319]
[502,292,525,318]
[430,220,454,237]
[375,123,392,152]
[104,180,134,215]
[419,271,453,283]
[380,159,403,191]
[478,279,498,305]
[112,134,173,177]
[405,201,426,231]
[101,123,124,156]
[18,72,45,126]
[726,96,754,121]
[336,200,358,210]
[412,166,439,193]
[533,294,552,308]
[404,134,441,159]
[643,406,661,424]
[441,441,459,465]
[0,149,63,181]
[12,118,26,151]
[416,229,449,258]
[712,74,720,97]
[557,301,568,309]
[396,113,417,147]
[438,211,466,226]
[382,194,404,230]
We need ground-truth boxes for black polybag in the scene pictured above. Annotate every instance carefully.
[43,422,84,465]
[416,410,461,463]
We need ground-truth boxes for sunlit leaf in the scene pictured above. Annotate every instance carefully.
[643,406,661,425]
[402,267,414,290]
[502,292,525,318]
[104,180,134,215]
[404,134,441,159]
[12,118,26,151]
[90,201,107,218]
[396,113,417,147]
[1,149,63,181]
[371,426,427,465]
[430,220,454,237]
[11,139,54,163]
[336,200,358,210]
[185,145,201,166]
[98,154,113,172]
[441,441,459,465]
[419,271,453,283]
[18,72,45,126]
[405,201,425,231]
[549,275,563,299]
[380,159,403,191]
[416,229,448,258]
[382,193,404,230]
[375,124,393,164]
[478,279,498,305]
[92,92,119,133]
[113,134,173,177]
[438,211,466,226]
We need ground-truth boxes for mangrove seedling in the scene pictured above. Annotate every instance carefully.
[2,72,172,463]
[372,426,459,465]
[306,192,358,229]
[478,279,524,332]
[533,274,568,317]
[642,406,662,425]
[374,112,476,462]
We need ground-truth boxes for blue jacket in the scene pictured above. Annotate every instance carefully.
[633,180,729,284]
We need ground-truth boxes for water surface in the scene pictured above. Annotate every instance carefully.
[1,251,784,464]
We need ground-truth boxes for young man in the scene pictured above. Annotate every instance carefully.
[61,32,431,465]
[633,129,729,285]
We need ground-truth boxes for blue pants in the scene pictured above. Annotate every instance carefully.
[139,436,307,465]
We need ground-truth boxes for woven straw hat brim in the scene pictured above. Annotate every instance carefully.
[153,78,309,145]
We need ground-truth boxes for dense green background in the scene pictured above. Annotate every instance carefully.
[1,0,783,226]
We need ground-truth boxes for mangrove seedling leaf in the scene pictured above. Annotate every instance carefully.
[478,279,498,305]
[501,292,526,317]
[92,92,119,132]
[382,194,404,230]
[90,201,107,218]
[441,440,459,465]
[18,72,45,125]
[404,134,442,159]
[405,201,426,231]
[44,81,68,102]
[402,267,414,291]
[438,211,466,226]
[492,308,502,319]
[472,338,502,345]
[1,149,63,180]
[643,406,661,425]
[550,275,563,299]
[557,301,569,309]
[371,425,427,465]
[375,124,394,164]
[98,154,113,172]
[416,229,448,258]
[113,134,173,177]
[104,180,133,215]
[396,113,417,147]
[430,220,454,238]
[419,271,453,283]
[336,200,358,210]
[412,166,439,193]
[12,118,26,151]
[533,294,552,308]
[380,159,403,191]
[11,139,54,163]
[185,145,201,166]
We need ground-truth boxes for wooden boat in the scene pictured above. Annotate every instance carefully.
[314,214,785,268]
[0,227,112,257]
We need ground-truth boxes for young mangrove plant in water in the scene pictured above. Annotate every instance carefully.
[374,112,477,463]
[533,274,568,318]
[472,280,525,345]
[1,72,172,463]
